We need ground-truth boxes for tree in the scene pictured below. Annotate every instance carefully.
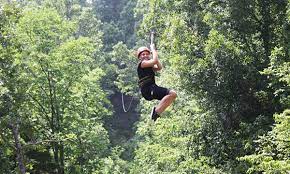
[1,5,112,173]
[132,0,289,172]
[240,110,290,173]
[0,3,27,173]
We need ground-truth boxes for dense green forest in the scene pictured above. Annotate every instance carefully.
[0,0,289,173]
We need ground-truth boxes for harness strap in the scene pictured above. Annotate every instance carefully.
[138,76,154,88]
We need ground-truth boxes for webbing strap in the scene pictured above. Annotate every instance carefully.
[138,76,154,88]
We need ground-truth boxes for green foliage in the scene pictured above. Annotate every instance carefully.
[1,3,113,173]
[1,0,290,173]
[92,0,137,50]
[263,46,290,109]
[17,9,110,171]
[65,122,110,173]
[119,0,137,47]
[129,62,226,173]
[17,8,75,53]
[0,3,24,172]
[112,42,139,96]
[97,147,130,174]
[240,110,290,173]
[102,22,124,51]
[74,7,103,43]
[132,0,289,173]
[132,96,227,173]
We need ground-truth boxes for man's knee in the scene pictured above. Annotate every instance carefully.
[169,90,177,99]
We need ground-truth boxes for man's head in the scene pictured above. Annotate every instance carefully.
[137,46,150,60]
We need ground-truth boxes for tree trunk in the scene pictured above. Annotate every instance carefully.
[10,121,26,174]
[258,0,271,61]
[60,144,65,174]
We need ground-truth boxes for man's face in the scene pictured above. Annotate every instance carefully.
[139,51,150,60]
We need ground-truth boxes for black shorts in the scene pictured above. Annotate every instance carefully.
[141,84,170,101]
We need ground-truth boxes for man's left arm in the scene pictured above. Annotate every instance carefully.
[150,44,162,71]
[153,59,162,71]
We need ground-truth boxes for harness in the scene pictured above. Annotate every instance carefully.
[138,75,155,88]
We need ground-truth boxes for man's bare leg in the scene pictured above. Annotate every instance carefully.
[155,90,177,114]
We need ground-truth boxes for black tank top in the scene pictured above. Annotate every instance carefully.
[137,62,155,87]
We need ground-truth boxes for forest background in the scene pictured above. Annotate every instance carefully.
[0,0,289,173]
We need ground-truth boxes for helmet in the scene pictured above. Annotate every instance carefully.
[137,46,150,58]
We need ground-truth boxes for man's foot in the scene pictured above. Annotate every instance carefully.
[150,107,160,122]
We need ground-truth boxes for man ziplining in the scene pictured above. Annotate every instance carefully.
[136,34,177,122]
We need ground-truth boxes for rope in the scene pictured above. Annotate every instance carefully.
[150,0,157,47]
[121,93,134,112]
[150,31,155,45]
